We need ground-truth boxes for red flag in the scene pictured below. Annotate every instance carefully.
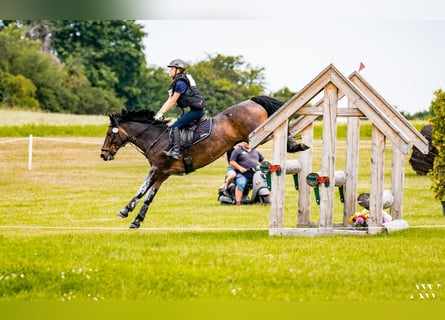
[358,62,365,71]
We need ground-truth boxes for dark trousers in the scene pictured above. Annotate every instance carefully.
[171,108,205,129]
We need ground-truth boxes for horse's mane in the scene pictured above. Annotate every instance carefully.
[109,109,168,126]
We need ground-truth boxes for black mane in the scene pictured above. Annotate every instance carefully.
[109,109,167,126]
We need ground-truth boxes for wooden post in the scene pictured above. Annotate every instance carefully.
[391,146,404,219]
[297,123,313,226]
[269,120,288,229]
[319,83,338,230]
[368,125,385,235]
[344,99,360,224]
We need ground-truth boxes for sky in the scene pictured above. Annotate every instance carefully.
[138,1,445,114]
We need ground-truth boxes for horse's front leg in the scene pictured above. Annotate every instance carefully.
[118,169,155,219]
[129,182,162,229]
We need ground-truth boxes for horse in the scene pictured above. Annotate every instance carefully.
[100,96,307,229]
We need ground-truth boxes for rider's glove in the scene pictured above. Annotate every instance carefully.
[154,111,164,121]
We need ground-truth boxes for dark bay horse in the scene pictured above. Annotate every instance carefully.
[100,96,305,228]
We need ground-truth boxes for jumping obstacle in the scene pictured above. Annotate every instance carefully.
[249,64,429,236]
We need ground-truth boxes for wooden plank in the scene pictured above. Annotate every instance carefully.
[288,66,424,155]
[297,124,313,226]
[269,228,322,237]
[249,64,332,149]
[391,146,404,219]
[269,228,368,237]
[289,114,318,139]
[349,72,428,154]
[344,99,360,225]
[319,83,337,230]
[296,106,364,117]
[368,125,385,235]
[329,70,411,154]
[269,121,288,228]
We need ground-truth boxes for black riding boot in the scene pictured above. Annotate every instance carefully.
[163,127,181,160]
[287,135,310,153]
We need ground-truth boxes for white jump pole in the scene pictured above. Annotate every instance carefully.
[28,134,33,170]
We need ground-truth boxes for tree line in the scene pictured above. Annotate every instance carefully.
[0,20,296,116]
[0,20,431,118]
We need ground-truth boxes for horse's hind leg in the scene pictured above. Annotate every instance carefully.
[118,170,155,218]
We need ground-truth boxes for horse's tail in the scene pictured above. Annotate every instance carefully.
[251,95,284,117]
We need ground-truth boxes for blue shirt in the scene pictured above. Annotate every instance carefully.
[173,79,187,94]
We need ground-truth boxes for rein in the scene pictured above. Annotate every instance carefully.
[145,128,169,156]
[121,122,169,157]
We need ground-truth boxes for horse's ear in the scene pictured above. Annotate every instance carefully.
[109,113,120,127]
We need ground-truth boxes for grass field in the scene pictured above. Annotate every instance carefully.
[0,110,444,309]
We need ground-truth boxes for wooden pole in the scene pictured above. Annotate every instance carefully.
[297,124,313,226]
[269,120,288,229]
[391,146,404,219]
[368,125,385,235]
[344,99,360,224]
[319,83,338,230]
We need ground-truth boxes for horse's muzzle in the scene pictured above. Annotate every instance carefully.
[100,149,114,161]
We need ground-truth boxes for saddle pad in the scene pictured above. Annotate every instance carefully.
[178,118,213,148]
[192,118,212,144]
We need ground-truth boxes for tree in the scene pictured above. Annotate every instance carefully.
[0,23,124,114]
[50,20,147,110]
[0,73,39,109]
[141,66,171,111]
[430,88,445,213]
[271,86,296,102]
[0,24,70,112]
[0,22,271,115]
[187,54,266,115]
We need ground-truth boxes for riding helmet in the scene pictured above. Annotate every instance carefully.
[167,59,186,70]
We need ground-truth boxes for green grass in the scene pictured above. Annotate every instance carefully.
[0,112,443,304]
[0,109,108,126]
[0,109,108,137]
[0,124,108,137]
[0,229,443,302]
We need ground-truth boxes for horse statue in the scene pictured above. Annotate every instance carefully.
[100,96,308,229]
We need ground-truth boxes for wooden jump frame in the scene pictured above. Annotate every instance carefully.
[249,64,428,236]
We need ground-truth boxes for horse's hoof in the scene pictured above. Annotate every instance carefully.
[287,143,310,153]
[129,219,141,229]
[117,208,129,218]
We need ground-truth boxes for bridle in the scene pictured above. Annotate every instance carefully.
[100,125,130,156]
[101,120,169,157]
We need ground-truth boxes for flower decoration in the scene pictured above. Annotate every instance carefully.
[348,210,369,230]
[348,209,392,230]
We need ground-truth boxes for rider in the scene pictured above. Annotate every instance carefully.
[154,59,206,160]
[229,141,266,205]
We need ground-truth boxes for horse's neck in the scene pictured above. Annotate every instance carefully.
[124,122,167,153]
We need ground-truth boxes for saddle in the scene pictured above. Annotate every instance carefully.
[167,115,212,175]
[175,114,213,148]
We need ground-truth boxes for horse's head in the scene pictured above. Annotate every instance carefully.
[100,114,130,161]
[100,109,169,161]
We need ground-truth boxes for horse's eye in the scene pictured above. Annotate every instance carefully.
[112,127,119,134]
